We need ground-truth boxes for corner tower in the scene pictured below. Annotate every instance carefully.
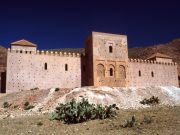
[11,39,37,52]
[84,32,128,87]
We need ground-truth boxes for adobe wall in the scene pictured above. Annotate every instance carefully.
[92,32,129,87]
[156,58,172,63]
[128,59,179,87]
[6,49,81,93]
[11,46,36,52]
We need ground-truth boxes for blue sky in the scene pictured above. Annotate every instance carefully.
[0,0,180,49]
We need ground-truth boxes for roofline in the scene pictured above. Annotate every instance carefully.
[11,44,36,47]
[92,31,127,37]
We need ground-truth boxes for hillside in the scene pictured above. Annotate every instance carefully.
[129,38,180,85]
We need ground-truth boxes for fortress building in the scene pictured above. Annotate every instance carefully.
[0,32,179,93]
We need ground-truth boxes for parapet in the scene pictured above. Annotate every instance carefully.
[7,48,81,58]
[128,58,177,66]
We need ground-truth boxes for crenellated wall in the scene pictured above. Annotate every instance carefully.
[6,49,81,92]
[3,32,179,93]
[128,59,179,87]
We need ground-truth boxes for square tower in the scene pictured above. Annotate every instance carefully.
[84,32,128,87]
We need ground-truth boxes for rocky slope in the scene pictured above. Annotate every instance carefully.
[0,86,180,119]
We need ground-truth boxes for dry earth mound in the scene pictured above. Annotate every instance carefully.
[0,86,180,119]
[57,86,180,109]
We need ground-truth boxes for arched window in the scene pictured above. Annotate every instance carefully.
[20,50,22,53]
[97,64,105,77]
[65,64,68,71]
[151,71,154,77]
[44,63,47,70]
[110,68,113,76]
[139,70,141,77]
[109,46,113,53]
[119,65,126,79]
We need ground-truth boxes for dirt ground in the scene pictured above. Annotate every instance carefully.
[0,105,179,135]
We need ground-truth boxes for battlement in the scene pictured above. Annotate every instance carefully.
[7,48,81,57]
[128,58,177,66]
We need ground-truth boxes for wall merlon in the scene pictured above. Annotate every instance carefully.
[128,58,177,66]
[7,48,81,58]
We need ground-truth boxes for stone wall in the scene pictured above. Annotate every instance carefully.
[11,46,36,52]
[91,32,129,87]
[128,59,179,87]
[6,49,81,92]
[155,58,172,63]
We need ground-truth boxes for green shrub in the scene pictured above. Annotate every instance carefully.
[37,122,43,126]
[121,115,153,128]
[24,102,29,107]
[140,96,159,105]
[13,105,19,108]
[24,105,34,110]
[121,116,136,128]
[24,101,34,110]
[51,98,118,124]
[3,102,11,108]
[30,87,39,91]
[143,115,153,124]
[55,88,60,92]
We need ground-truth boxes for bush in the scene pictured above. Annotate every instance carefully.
[30,87,39,91]
[140,96,159,105]
[121,116,136,128]
[55,88,60,92]
[121,115,153,128]
[51,98,118,124]
[13,105,19,108]
[24,101,34,110]
[37,122,43,126]
[143,115,153,124]
[24,105,34,110]
[24,102,29,107]
[3,102,11,108]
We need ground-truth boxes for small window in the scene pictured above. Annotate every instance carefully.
[139,70,141,77]
[110,68,113,76]
[44,63,47,70]
[25,51,28,54]
[109,46,113,53]
[20,50,22,53]
[151,71,154,77]
[30,51,31,54]
[65,64,68,71]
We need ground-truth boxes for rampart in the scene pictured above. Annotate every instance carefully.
[128,59,179,87]
[6,48,81,92]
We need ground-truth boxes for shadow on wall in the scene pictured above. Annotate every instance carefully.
[0,72,6,93]
[179,76,180,87]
